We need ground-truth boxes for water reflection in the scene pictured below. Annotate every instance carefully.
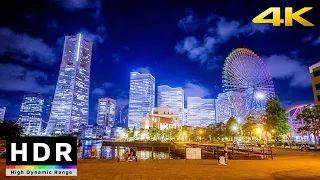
[78,140,169,160]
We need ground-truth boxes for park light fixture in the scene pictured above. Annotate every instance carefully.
[232,126,238,131]
[199,130,203,134]
[182,131,187,136]
[271,129,274,133]
[254,91,265,100]
[236,117,241,123]
[256,128,262,134]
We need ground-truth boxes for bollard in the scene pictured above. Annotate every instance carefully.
[247,147,250,159]
[168,146,170,160]
[263,147,265,160]
[100,146,103,159]
[152,147,154,160]
[232,147,235,159]
[117,146,120,160]
[82,145,85,159]
[270,147,273,160]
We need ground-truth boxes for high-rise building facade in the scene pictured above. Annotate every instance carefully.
[215,92,233,123]
[97,98,116,136]
[18,93,44,135]
[128,72,155,129]
[0,107,6,122]
[310,62,320,104]
[187,97,216,127]
[46,33,92,135]
[157,85,184,124]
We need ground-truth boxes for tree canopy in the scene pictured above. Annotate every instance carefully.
[297,104,320,146]
[263,96,290,139]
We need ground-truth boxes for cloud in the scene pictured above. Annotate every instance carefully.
[302,34,314,43]
[80,25,108,45]
[175,11,273,69]
[301,34,320,46]
[312,36,320,46]
[263,54,311,88]
[281,100,313,109]
[183,81,211,98]
[91,82,114,96]
[177,9,205,32]
[175,36,219,68]
[115,89,129,107]
[53,0,102,11]
[112,53,120,62]
[0,27,56,64]
[0,63,55,93]
[133,67,151,74]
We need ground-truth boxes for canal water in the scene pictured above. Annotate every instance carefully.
[79,140,170,159]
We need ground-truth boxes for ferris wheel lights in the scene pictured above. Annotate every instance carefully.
[254,92,265,100]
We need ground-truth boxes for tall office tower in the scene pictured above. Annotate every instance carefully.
[215,92,233,123]
[310,62,320,104]
[18,93,44,135]
[0,107,6,122]
[157,85,184,124]
[183,108,188,126]
[46,33,93,135]
[187,97,216,127]
[97,98,116,136]
[128,72,155,129]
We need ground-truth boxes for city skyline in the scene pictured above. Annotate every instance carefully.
[0,0,319,125]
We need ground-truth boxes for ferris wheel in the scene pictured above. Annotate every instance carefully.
[222,48,275,118]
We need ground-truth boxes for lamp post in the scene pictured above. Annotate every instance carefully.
[182,131,187,142]
[232,125,238,142]
[199,130,203,142]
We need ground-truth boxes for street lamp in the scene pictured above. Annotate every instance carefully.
[232,125,238,142]
[182,131,187,142]
[199,130,203,142]
[256,128,263,140]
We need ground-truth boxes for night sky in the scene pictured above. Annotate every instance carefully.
[0,0,319,125]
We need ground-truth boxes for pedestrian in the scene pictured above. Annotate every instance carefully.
[218,151,226,165]
[77,140,82,159]
[223,142,228,163]
[123,148,129,161]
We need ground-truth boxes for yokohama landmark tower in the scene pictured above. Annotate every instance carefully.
[46,33,92,135]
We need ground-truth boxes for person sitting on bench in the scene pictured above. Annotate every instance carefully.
[128,147,137,161]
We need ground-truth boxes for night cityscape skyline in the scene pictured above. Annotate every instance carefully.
[1,0,320,126]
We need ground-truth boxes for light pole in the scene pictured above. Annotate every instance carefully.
[199,130,203,142]
[232,125,238,142]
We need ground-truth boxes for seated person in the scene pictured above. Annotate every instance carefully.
[123,148,129,161]
[128,147,137,161]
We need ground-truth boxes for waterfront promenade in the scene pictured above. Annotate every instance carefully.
[1,148,320,180]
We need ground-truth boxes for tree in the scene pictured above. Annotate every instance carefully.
[148,127,161,141]
[297,104,320,148]
[242,116,257,142]
[207,122,226,141]
[226,117,238,141]
[264,96,291,140]
[0,120,23,138]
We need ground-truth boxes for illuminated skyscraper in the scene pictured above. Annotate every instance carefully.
[0,107,6,122]
[187,97,216,127]
[18,93,44,135]
[46,33,92,135]
[157,85,184,124]
[97,98,116,137]
[128,72,155,129]
[215,92,233,123]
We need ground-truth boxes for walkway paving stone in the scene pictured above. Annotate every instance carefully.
[1,148,320,179]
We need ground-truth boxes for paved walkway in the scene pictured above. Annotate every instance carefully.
[1,149,320,180]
